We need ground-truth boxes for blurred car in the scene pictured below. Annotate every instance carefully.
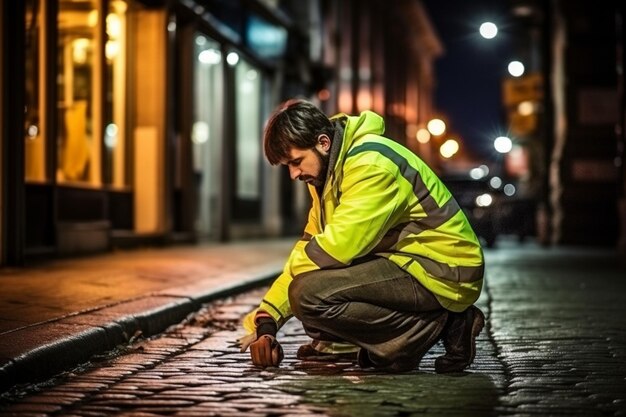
[441,174,501,248]
[441,174,537,248]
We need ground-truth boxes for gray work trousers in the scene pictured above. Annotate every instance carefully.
[288,257,449,363]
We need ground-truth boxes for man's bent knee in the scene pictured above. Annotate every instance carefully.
[288,274,324,321]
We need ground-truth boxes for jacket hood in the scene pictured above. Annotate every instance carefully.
[316,111,385,197]
[330,110,385,169]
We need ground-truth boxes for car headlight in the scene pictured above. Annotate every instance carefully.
[475,193,493,207]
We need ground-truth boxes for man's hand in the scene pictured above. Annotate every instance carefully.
[238,311,282,368]
[249,334,284,368]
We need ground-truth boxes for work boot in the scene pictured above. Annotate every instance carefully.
[297,340,358,362]
[435,305,485,373]
[357,310,448,373]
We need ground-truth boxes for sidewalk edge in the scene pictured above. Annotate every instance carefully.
[0,269,279,394]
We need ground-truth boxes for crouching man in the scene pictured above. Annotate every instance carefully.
[238,99,485,373]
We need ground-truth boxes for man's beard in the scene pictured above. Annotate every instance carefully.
[299,148,329,188]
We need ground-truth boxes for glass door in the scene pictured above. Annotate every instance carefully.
[24,0,55,253]
[233,54,263,221]
[103,0,128,189]
[24,0,47,183]
[56,0,101,186]
[192,33,224,239]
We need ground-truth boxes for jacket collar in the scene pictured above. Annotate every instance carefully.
[315,118,345,197]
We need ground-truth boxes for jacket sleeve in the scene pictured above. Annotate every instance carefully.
[289,163,405,277]
[255,191,323,327]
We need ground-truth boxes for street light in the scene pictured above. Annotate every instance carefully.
[470,165,489,179]
[416,128,431,144]
[494,136,513,153]
[440,139,459,159]
[479,22,498,39]
[427,118,446,136]
[508,60,525,77]
[517,100,535,116]
[226,51,240,66]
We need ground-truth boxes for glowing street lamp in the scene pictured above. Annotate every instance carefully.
[427,118,446,136]
[508,60,525,77]
[494,136,513,153]
[479,22,498,39]
[416,128,431,144]
[517,100,535,116]
[440,139,459,159]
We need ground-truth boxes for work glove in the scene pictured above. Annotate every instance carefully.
[237,311,283,368]
[249,334,284,368]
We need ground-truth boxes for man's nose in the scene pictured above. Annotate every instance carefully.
[289,166,301,180]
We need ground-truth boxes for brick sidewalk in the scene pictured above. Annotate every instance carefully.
[0,240,293,392]
[0,288,502,416]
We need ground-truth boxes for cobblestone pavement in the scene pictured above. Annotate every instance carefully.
[0,288,503,417]
[1,244,625,416]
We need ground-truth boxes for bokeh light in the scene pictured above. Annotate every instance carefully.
[494,136,513,153]
[479,22,498,39]
[427,118,446,136]
[440,139,459,158]
[416,128,431,144]
[508,61,525,77]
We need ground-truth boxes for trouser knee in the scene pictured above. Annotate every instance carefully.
[288,275,322,321]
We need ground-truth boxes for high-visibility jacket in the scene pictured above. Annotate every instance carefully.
[251,110,484,330]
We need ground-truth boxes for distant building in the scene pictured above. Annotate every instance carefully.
[507,0,624,247]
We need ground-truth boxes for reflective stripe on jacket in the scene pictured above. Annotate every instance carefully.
[259,111,484,327]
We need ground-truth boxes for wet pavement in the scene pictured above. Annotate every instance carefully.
[0,288,503,417]
[0,240,291,390]
[1,240,626,416]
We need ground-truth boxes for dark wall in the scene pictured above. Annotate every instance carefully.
[556,1,620,245]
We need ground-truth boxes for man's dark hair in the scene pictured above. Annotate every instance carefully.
[263,99,335,165]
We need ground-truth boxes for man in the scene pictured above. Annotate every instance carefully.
[238,99,485,373]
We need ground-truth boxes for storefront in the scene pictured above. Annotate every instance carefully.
[21,0,161,256]
[1,0,304,265]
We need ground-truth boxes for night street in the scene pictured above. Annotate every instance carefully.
[2,0,626,415]
[1,240,625,416]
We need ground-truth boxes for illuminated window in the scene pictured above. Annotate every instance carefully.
[103,0,128,188]
[24,0,47,182]
[235,57,262,204]
[193,34,224,238]
[57,0,101,185]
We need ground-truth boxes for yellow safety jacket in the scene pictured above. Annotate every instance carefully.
[247,110,484,331]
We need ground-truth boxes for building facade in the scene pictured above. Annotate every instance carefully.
[0,0,443,266]
[505,0,626,248]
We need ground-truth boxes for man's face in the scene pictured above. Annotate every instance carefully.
[281,136,330,188]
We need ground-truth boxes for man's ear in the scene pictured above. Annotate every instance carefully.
[317,134,331,152]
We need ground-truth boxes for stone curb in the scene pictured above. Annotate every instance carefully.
[0,268,279,393]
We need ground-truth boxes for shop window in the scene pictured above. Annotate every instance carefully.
[103,0,128,188]
[192,34,224,238]
[233,54,262,218]
[56,0,101,185]
[24,0,47,182]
